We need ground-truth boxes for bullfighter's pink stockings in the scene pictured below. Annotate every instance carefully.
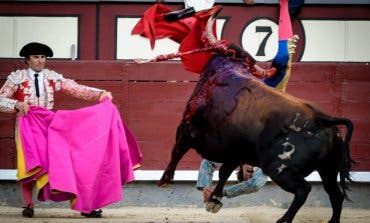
[21,181,34,208]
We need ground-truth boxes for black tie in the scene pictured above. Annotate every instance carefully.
[34,73,40,97]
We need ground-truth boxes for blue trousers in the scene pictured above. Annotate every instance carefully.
[196,159,267,198]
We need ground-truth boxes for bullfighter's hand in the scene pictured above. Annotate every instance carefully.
[15,101,30,115]
[242,164,254,181]
[99,91,113,101]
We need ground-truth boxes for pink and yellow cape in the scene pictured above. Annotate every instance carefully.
[17,98,142,213]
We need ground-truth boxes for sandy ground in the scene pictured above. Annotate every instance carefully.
[0,206,369,223]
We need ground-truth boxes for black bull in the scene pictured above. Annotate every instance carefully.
[157,55,354,223]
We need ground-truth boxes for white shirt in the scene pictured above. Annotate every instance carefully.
[184,0,215,12]
[28,68,45,96]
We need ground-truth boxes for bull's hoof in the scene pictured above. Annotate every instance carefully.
[276,218,290,223]
[157,180,174,187]
[205,200,223,213]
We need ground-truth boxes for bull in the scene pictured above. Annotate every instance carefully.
[132,4,354,223]
[155,10,354,223]
[158,51,353,223]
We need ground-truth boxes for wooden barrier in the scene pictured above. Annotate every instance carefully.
[0,60,369,171]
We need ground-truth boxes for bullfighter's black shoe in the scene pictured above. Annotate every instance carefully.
[164,7,196,22]
[81,209,103,218]
[22,205,34,218]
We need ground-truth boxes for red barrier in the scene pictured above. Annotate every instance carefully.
[1,60,369,171]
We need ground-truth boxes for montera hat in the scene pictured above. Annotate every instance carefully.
[19,42,53,57]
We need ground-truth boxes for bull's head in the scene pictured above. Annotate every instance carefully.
[202,7,256,68]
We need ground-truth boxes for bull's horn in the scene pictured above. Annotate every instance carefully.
[203,7,227,50]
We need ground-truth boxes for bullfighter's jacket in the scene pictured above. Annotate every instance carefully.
[0,69,103,113]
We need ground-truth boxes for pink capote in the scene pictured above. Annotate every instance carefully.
[18,98,142,212]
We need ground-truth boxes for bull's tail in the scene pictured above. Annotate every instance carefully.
[316,114,355,200]
[338,118,355,201]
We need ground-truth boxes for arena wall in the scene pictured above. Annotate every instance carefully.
[0,1,369,181]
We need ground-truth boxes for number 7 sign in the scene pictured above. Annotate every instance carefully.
[241,18,279,62]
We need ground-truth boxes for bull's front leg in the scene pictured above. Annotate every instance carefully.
[206,162,239,213]
[157,121,191,187]
[158,142,189,187]
[158,124,192,187]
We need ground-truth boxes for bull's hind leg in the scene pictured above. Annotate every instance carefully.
[318,169,344,223]
[269,171,311,223]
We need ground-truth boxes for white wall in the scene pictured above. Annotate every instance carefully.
[301,20,370,62]
[0,16,78,59]
[117,17,226,60]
